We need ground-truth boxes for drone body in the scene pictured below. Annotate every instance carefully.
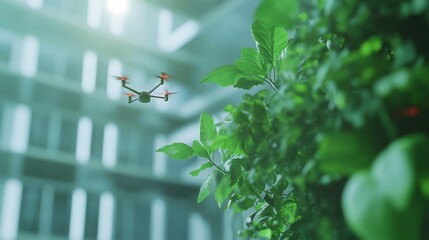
[138,92,151,103]
[115,72,176,104]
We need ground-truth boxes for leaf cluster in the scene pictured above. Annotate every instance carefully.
[201,21,287,91]
[158,0,429,239]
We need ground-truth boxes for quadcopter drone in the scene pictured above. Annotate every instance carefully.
[115,72,177,103]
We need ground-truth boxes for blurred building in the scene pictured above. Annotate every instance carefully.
[0,0,257,239]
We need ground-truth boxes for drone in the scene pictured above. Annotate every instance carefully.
[115,72,177,103]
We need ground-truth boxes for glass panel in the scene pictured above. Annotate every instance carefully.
[51,191,71,237]
[117,128,154,169]
[0,34,11,64]
[84,193,99,239]
[28,111,50,149]
[166,199,189,240]
[133,201,151,240]
[19,185,41,233]
[95,57,109,91]
[114,198,134,240]
[58,118,78,154]
[65,50,83,83]
[117,129,139,166]
[38,42,66,77]
[90,123,104,162]
[139,133,154,170]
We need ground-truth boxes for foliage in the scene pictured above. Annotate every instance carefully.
[158,0,429,239]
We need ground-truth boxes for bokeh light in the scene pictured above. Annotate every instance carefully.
[107,0,128,15]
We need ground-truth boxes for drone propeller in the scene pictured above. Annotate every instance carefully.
[123,92,137,103]
[157,89,178,96]
[123,93,136,97]
[156,89,177,102]
[115,75,131,84]
[115,75,129,81]
[157,72,170,81]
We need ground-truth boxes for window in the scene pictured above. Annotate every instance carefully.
[58,117,78,154]
[19,185,42,233]
[0,30,12,65]
[51,191,72,236]
[29,110,50,149]
[65,50,84,82]
[165,199,189,240]
[118,128,153,169]
[133,201,151,240]
[84,192,100,239]
[114,197,151,240]
[90,122,104,162]
[38,42,67,77]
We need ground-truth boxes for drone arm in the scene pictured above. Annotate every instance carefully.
[149,95,164,99]
[129,98,139,103]
[148,82,163,94]
[123,85,140,95]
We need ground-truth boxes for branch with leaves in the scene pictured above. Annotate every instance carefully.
[157,0,429,238]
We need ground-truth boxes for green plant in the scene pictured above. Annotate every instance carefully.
[157,0,429,239]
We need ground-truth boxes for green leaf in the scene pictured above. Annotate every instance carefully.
[201,65,241,87]
[235,48,267,78]
[252,101,268,125]
[372,135,429,211]
[192,140,209,158]
[374,70,410,97]
[251,21,288,67]
[317,132,379,175]
[254,0,299,28]
[215,175,233,207]
[359,37,382,56]
[236,197,255,210]
[421,178,429,197]
[258,228,272,239]
[228,159,244,185]
[233,48,267,90]
[198,173,214,203]
[212,131,245,156]
[342,171,397,240]
[342,171,423,240]
[280,201,298,224]
[190,161,213,177]
[234,78,265,90]
[156,143,194,160]
[342,135,429,240]
[372,148,414,212]
[200,113,217,146]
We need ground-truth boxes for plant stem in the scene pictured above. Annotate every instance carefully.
[378,103,397,139]
[273,67,277,85]
[248,183,266,203]
[208,156,227,175]
[265,78,279,92]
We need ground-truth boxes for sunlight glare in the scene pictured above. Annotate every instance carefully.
[107,0,128,15]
